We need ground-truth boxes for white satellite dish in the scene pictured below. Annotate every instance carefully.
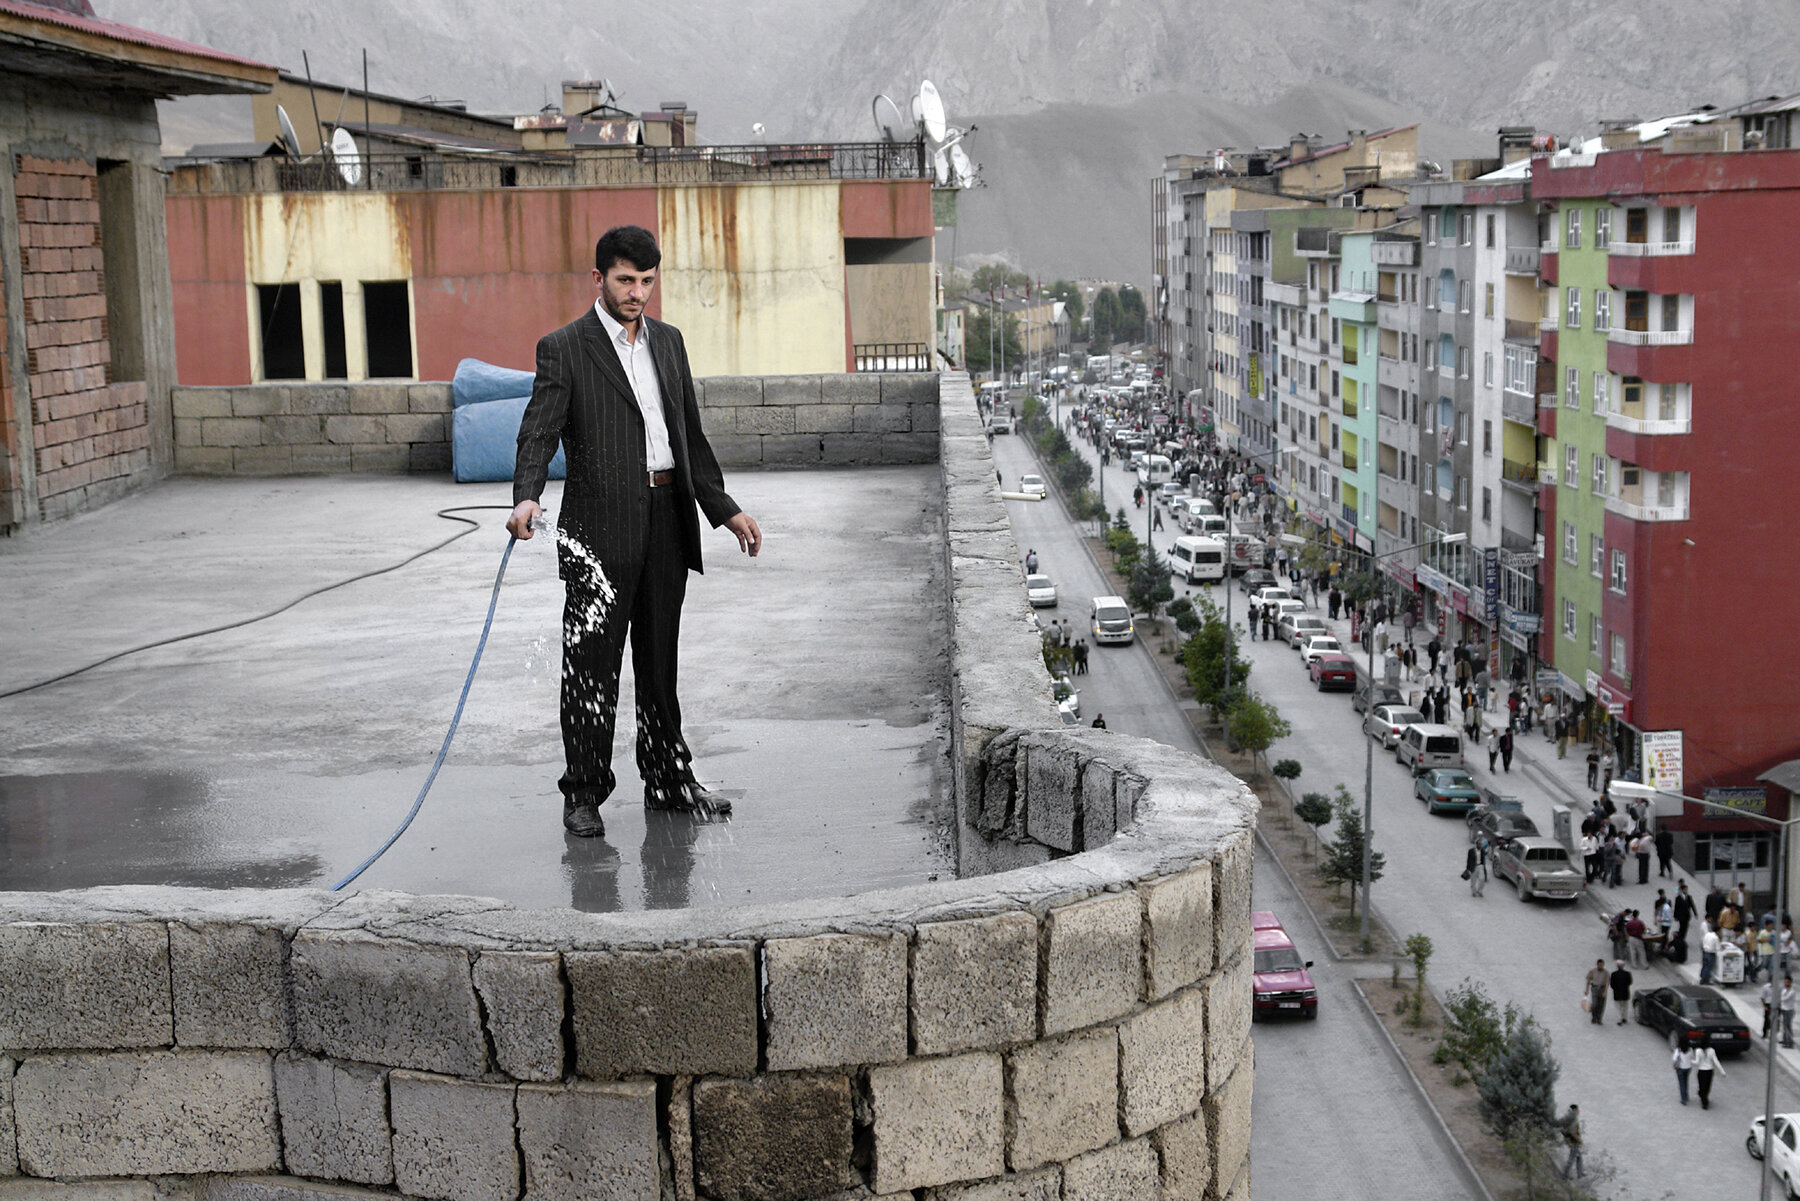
[276,105,303,158]
[932,146,950,186]
[751,122,766,142]
[918,79,947,143]
[330,127,362,186]
[949,142,975,188]
[872,94,906,142]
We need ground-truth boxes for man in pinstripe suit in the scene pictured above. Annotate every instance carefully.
[508,225,762,838]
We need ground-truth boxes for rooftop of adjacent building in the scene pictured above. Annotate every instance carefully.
[0,470,951,911]
[0,0,275,96]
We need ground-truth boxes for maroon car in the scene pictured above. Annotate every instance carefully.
[1252,911,1318,1020]
[1310,651,1356,691]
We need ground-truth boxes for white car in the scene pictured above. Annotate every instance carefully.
[1364,704,1426,749]
[1299,635,1343,666]
[1053,673,1080,719]
[1748,1113,1800,1195]
[1249,586,1295,609]
[1018,473,1047,498]
[1280,613,1330,647]
[1025,573,1058,607]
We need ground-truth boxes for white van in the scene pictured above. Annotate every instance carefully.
[1137,455,1173,487]
[1396,723,1465,774]
[1090,595,1135,645]
[1169,535,1226,584]
[1194,514,1231,538]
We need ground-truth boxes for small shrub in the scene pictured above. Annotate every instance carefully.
[1271,758,1302,781]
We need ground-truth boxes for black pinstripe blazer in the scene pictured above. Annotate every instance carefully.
[514,307,740,580]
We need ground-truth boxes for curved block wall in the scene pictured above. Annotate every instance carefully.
[0,375,1257,1201]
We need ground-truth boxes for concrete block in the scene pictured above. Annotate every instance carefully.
[172,388,232,418]
[350,443,409,472]
[202,416,266,447]
[1041,892,1142,1036]
[708,434,763,465]
[820,372,881,405]
[692,1073,857,1201]
[878,431,940,463]
[261,415,324,446]
[170,922,288,1048]
[1021,739,1082,852]
[1204,955,1252,1092]
[764,933,907,1072]
[1080,761,1118,849]
[178,446,235,474]
[761,374,822,406]
[1118,985,1205,1135]
[231,389,290,418]
[516,1080,660,1201]
[818,433,883,464]
[409,442,452,473]
[0,1056,14,1175]
[910,402,941,433]
[290,445,354,473]
[922,1169,1060,1201]
[234,445,294,473]
[880,374,937,405]
[174,417,203,447]
[389,1071,518,1201]
[472,951,564,1081]
[1060,1137,1158,1201]
[794,403,855,433]
[853,404,912,434]
[273,1053,392,1185]
[1114,773,1147,830]
[203,1178,395,1200]
[386,412,448,444]
[13,1050,278,1176]
[1213,833,1254,972]
[409,382,453,413]
[735,405,796,435]
[1141,863,1214,1000]
[700,376,764,406]
[1151,1110,1209,1201]
[668,1076,695,1201]
[0,922,172,1048]
[869,1053,1004,1193]
[760,433,823,464]
[286,385,351,416]
[913,912,1038,1056]
[1005,1028,1118,1171]
[1207,1057,1253,1199]
[348,383,410,414]
[290,932,486,1077]
[0,1183,158,1200]
[567,946,756,1079]
[324,416,388,445]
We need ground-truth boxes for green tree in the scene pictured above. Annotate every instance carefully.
[1272,759,1302,782]
[1179,595,1251,713]
[1404,933,1435,1024]
[1295,791,1334,835]
[970,263,1030,294]
[1476,1017,1560,1140]
[1434,980,1516,1082]
[1091,287,1121,341]
[1228,694,1291,765]
[964,308,1022,376]
[1117,284,1148,343]
[1129,544,1175,622]
[1319,785,1384,918]
[1046,279,1085,329]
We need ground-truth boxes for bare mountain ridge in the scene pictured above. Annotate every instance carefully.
[106,0,1800,282]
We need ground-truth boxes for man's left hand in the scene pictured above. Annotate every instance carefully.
[726,512,762,557]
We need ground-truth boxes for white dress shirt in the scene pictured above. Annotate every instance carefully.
[594,300,674,471]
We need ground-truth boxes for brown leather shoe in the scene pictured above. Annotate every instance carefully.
[562,803,605,837]
[646,780,732,816]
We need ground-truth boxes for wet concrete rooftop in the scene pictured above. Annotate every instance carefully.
[0,470,951,911]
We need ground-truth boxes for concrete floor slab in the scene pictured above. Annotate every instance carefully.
[0,470,950,910]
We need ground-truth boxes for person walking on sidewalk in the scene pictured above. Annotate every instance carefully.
[1673,882,1695,944]
[1500,727,1515,772]
[1693,1044,1724,1109]
[1701,922,1721,985]
[1783,975,1798,1049]
[1656,826,1675,879]
[1610,961,1633,1025]
[1558,1104,1585,1180]
[1586,745,1600,789]
[1465,841,1487,897]
[1672,1043,1696,1105]
[1585,959,1610,1024]
[1487,727,1500,772]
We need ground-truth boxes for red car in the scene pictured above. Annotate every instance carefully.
[1252,911,1317,1020]
[1309,651,1356,691]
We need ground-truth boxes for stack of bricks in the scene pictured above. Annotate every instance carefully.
[13,154,149,521]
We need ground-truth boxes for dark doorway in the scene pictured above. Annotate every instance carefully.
[257,283,305,380]
[319,282,348,379]
[362,281,413,378]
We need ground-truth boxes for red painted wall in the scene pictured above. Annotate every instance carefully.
[840,180,935,239]
[166,196,251,385]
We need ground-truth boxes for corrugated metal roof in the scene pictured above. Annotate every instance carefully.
[326,120,515,154]
[0,0,273,72]
[1758,761,1800,794]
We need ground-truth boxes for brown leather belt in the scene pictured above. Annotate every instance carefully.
[647,470,674,487]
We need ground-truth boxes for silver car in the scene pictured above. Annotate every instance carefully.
[1491,836,1586,902]
[1025,573,1058,607]
[1363,704,1425,750]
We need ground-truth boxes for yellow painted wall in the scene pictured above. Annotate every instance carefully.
[658,182,847,377]
[847,262,933,346]
[1503,420,1535,462]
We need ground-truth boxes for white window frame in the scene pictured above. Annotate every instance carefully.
[1483,351,1494,388]
[1590,533,1604,577]
[1610,548,1628,594]
[1563,520,1578,563]
[1564,444,1579,487]
[1592,452,1607,493]
[1566,365,1580,409]
[1592,615,1603,656]
[1566,207,1582,249]
[1566,286,1581,329]
[1593,371,1609,415]
[1594,288,1611,332]
[1563,598,1578,639]
[1595,207,1612,249]
[1610,631,1627,673]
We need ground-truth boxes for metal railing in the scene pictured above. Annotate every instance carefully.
[1501,458,1542,486]
[1605,495,1689,521]
[168,141,930,195]
[1608,327,1693,346]
[854,342,933,372]
[1610,239,1695,257]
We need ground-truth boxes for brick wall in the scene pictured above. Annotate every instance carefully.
[13,154,150,521]
[0,259,14,525]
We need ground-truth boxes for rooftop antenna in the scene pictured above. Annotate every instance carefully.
[949,142,976,188]
[872,93,905,141]
[300,50,327,152]
[752,122,766,143]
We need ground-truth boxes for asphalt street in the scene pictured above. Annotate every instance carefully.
[1006,401,1799,1200]
[992,427,1482,1201]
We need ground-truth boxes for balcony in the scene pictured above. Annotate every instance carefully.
[1606,410,1690,436]
[1605,496,1689,522]
[1501,458,1543,492]
[1608,327,1692,347]
[1341,451,1359,471]
[1341,397,1359,418]
[1501,389,1536,425]
[1505,246,1541,276]
[1330,291,1377,324]
[1372,241,1417,267]
[1610,240,1694,257]
[1376,356,1414,391]
[1504,317,1539,344]
[1537,315,1558,331]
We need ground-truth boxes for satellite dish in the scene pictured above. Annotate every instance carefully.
[949,143,975,188]
[918,79,947,143]
[751,122,766,142]
[276,105,303,158]
[872,94,906,142]
[330,127,362,186]
[932,146,950,186]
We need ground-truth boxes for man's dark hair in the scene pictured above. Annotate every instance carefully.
[595,225,661,274]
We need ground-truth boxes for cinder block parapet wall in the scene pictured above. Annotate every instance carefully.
[169,372,940,477]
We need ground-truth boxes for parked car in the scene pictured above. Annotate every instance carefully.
[1052,673,1080,719]
[1395,723,1464,774]
[1490,836,1586,902]
[1635,985,1753,1055]
[1352,680,1407,714]
[1157,482,1182,507]
[1414,766,1482,815]
[1267,598,1306,626]
[1746,1113,1800,1190]
[1090,595,1135,645]
[1025,573,1058,608]
[1298,635,1344,666]
[1365,704,1427,750]
[1251,911,1318,1020]
[1238,568,1278,595]
[1250,586,1296,609]
[988,414,1013,434]
[1280,613,1330,647]
[1310,652,1357,691]
[1018,473,1047,498]
[1466,796,1542,844]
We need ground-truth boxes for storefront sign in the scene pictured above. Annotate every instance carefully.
[1594,679,1630,720]
[1247,353,1262,399]
[1451,587,1470,616]
[1584,668,1601,695]
[1415,564,1453,600]
[1502,625,1531,652]
[1482,548,1500,624]
[1703,786,1768,819]
[1501,607,1542,635]
[1642,730,1684,795]
[1380,558,1417,590]
[1536,670,1562,692]
[1355,532,1373,553]
[1558,670,1583,698]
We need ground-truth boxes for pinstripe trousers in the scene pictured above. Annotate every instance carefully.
[559,487,692,808]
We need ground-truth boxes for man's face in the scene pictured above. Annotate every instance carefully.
[594,261,657,325]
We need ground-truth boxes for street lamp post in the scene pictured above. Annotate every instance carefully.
[1611,781,1796,1201]
[1360,530,1467,949]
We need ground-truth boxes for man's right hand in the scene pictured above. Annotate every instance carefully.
[507,500,542,540]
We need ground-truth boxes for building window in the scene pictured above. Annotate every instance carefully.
[1486,213,1497,248]
[1481,486,1492,523]
[319,281,348,380]
[1483,419,1493,454]
[1484,282,1495,318]
[1592,452,1607,492]
[1564,444,1578,487]
[1483,351,1494,388]
[1563,598,1578,639]
[1594,289,1611,332]
[1457,346,1471,379]
[1424,339,1437,371]
[1440,208,1458,241]
[1565,286,1581,329]
[256,283,305,381]
[1566,207,1582,249]
[1610,631,1627,673]
[362,280,415,378]
[1460,211,1475,246]
[1566,366,1580,409]
[1563,520,1578,563]
[1591,615,1602,655]
[1439,334,1455,375]
[1593,372,1609,414]
[1438,270,1457,308]
[1456,476,1470,510]
[1611,548,1628,594]
[1459,279,1473,313]
[1595,207,1611,249]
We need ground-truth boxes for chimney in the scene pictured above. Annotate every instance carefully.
[1497,125,1536,165]
[562,80,606,116]
[1288,133,1310,160]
